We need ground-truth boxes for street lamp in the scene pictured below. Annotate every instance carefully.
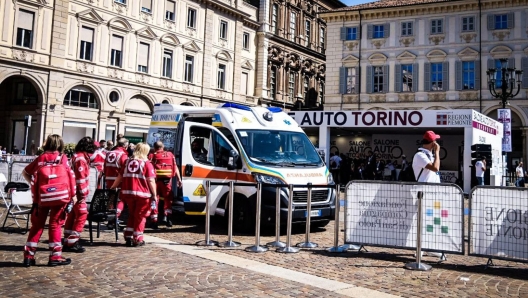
[486,58,523,108]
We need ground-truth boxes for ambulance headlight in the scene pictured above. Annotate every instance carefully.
[327,173,334,185]
[253,173,284,184]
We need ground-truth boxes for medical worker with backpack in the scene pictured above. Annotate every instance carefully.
[63,137,97,253]
[21,134,76,267]
[149,141,182,228]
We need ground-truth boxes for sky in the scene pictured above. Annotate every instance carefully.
[341,0,372,6]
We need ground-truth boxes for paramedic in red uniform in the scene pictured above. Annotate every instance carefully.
[90,140,107,188]
[111,143,157,247]
[104,138,129,216]
[21,134,76,267]
[63,137,97,253]
[150,141,182,228]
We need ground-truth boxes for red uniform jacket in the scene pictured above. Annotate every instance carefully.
[119,158,156,200]
[90,149,106,173]
[104,147,128,182]
[71,152,90,199]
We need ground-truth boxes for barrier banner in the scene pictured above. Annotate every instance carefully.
[345,181,464,254]
[470,186,528,262]
[87,167,98,203]
[9,161,31,183]
[0,162,8,180]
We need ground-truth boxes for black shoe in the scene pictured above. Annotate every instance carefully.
[23,257,36,267]
[166,219,172,228]
[48,257,71,267]
[63,242,86,253]
[134,240,145,247]
[150,221,158,230]
[125,239,133,247]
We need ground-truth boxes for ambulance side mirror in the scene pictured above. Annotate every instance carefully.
[227,150,239,170]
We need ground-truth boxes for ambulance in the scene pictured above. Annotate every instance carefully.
[147,103,335,230]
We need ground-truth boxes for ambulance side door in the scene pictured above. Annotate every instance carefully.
[181,122,239,215]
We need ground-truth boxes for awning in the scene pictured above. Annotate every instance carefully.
[64,121,96,129]
[125,127,149,133]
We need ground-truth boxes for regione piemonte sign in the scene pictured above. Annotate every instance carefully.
[498,109,512,152]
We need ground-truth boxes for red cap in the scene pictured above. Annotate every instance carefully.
[423,131,440,142]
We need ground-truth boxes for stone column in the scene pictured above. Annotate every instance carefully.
[49,0,70,67]
[522,127,528,164]
[232,18,244,102]
[255,33,269,99]
[201,7,214,101]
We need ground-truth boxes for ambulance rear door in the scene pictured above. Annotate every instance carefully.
[180,122,239,215]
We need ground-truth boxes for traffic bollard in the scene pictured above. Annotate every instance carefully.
[245,183,268,253]
[297,183,318,248]
[267,185,286,248]
[219,181,241,247]
[277,184,300,253]
[196,180,218,246]
[327,185,346,253]
[405,191,432,271]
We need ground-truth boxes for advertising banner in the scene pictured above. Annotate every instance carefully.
[471,187,528,261]
[9,162,31,183]
[87,167,98,203]
[497,109,512,152]
[345,181,464,253]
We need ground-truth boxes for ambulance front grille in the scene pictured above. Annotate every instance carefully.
[292,189,329,204]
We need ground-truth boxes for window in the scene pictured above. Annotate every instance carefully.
[114,0,126,4]
[462,16,474,32]
[346,27,357,40]
[184,55,194,83]
[217,64,226,89]
[431,63,443,90]
[243,32,249,50]
[110,35,123,67]
[401,22,413,36]
[165,0,175,21]
[493,59,504,88]
[431,19,443,34]
[137,42,149,73]
[141,0,152,13]
[320,27,325,54]
[271,4,278,34]
[220,20,228,39]
[462,61,475,89]
[14,81,38,105]
[373,25,384,38]
[305,20,311,46]
[241,72,248,95]
[290,12,296,42]
[109,91,119,103]
[346,67,357,94]
[398,64,414,92]
[270,67,276,99]
[187,8,197,28]
[79,26,94,61]
[288,72,295,97]
[64,88,98,109]
[16,10,34,48]
[303,77,309,97]
[488,13,513,30]
[162,50,173,78]
[189,126,234,167]
[372,66,384,93]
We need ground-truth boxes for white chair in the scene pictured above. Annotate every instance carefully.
[1,190,33,234]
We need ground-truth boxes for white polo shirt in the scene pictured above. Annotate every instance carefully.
[475,160,485,177]
[412,148,440,183]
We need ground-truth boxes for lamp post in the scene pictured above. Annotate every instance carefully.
[486,58,523,183]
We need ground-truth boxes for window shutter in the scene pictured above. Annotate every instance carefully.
[383,24,390,37]
[395,64,402,92]
[138,42,149,65]
[366,66,373,93]
[508,57,515,69]
[455,61,462,90]
[507,12,514,29]
[111,35,123,51]
[475,60,481,90]
[442,61,449,91]
[487,58,495,71]
[522,57,528,89]
[382,65,389,93]
[18,10,34,31]
[487,15,494,30]
[340,27,346,40]
[354,66,360,93]
[367,25,373,39]
[412,63,419,92]
[166,0,175,12]
[424,63,431,91]
[339,67,346,94]
[142,0,152,10]
[80,26,94,42]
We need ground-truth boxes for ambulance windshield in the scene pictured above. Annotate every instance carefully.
[236,130,323,167]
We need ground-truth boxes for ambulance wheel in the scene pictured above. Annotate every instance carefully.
[231,199,254,234]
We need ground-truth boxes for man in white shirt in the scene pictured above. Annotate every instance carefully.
[475,157,486,186]
[516,162,525,187]
[412,130,445,261]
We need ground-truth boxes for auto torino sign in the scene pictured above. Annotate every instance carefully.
[289,110,474,128]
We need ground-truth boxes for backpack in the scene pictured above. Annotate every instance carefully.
[34,155,74,207]
[151,151,174,178]
[404,151,425,182]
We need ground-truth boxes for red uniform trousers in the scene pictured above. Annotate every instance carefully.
[106,178,125,216]
[63,196,88,247]
[151,179,173,222]
[24,204,67,261]
[122,197,150,244]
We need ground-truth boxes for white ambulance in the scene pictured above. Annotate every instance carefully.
[147,103,335,230]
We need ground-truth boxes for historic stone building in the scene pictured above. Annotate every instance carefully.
[255,0,346,110]
[0,0,259,150]
[322,0,528,165]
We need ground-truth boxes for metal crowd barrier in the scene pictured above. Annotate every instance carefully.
[470,185,528,266]
[343,180,465,270]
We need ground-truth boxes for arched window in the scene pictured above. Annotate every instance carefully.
[64,86,98,109]
[125,96,152,116]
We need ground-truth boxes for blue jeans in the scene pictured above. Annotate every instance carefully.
[516,177,525,187]
[476,177,484,186]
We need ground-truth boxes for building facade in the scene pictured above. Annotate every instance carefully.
[322,0,528,166]
[255,0,345,110]
[0,0,259,150]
